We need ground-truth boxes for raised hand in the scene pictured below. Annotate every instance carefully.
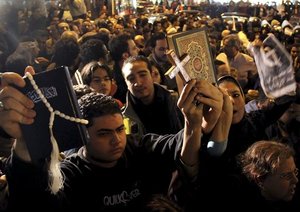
[197,80,224,134]
[210,90,233,142]
[0,67,36,139]
[177,79,204,130]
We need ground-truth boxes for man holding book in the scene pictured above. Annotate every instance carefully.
[0,68,232,211]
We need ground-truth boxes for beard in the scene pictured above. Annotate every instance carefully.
[154,53,168,63]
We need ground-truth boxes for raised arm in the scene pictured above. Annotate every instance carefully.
[177,79,203,172]
[0,67,36,162]
[207,90,233,156]
[200,82,224,134]
[177,79,226,179]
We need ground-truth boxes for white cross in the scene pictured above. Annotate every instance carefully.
[165,49,191,83]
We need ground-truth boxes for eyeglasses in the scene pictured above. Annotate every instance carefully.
[279,168,299,181]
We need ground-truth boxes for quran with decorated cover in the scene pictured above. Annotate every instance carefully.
[166,28,217,84]
[16,66,88,164]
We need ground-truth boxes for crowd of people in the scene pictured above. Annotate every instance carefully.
[0,0,300,211]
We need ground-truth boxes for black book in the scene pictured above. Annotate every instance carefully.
[17,66,88,164]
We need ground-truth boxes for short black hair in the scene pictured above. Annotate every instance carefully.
[81,61,113,85]
[214,59,226,67]
[109,33,132,62]
[148,32,167,48]
[79,92,121,128]
[79,39,108,67]
[52,38,80,67]
[122,55,152,76]
[73,84,94,99]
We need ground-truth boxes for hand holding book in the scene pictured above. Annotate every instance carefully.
[166,28,217,85]
[15,66,89,194]
[15,66,89,164]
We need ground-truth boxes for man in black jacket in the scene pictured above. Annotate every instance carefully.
[0,68,231,211]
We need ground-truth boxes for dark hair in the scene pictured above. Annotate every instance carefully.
[167,14,178,25]
[97,31,110,47]
[148,32,167,48]
[217,75,245,98]
[142,18,149,26]
[52,38,80,67]
[81,61,113,85]
[214,59,226,67]
[122,55,152,75]
[73,84,94,99]
[287,43,300,53]
[149,60,159,73]
[79,92,121,128]
[79,39,108,67]
[108,33,132,61]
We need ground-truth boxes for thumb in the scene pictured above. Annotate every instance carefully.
[24,66,36,76]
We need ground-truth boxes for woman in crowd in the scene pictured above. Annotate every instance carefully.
[193,75,294,210]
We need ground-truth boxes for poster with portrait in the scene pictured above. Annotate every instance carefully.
[167,28,217,84]
[249,34,297,99]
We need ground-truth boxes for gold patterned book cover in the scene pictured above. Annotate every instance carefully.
[167,28,216,84]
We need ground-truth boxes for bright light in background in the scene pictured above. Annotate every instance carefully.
[147,0,295,6]
[210,0,285,4]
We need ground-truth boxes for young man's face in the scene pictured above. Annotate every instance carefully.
[123,60,155,104]
[86,113,127,168]
[153,39,168,62]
